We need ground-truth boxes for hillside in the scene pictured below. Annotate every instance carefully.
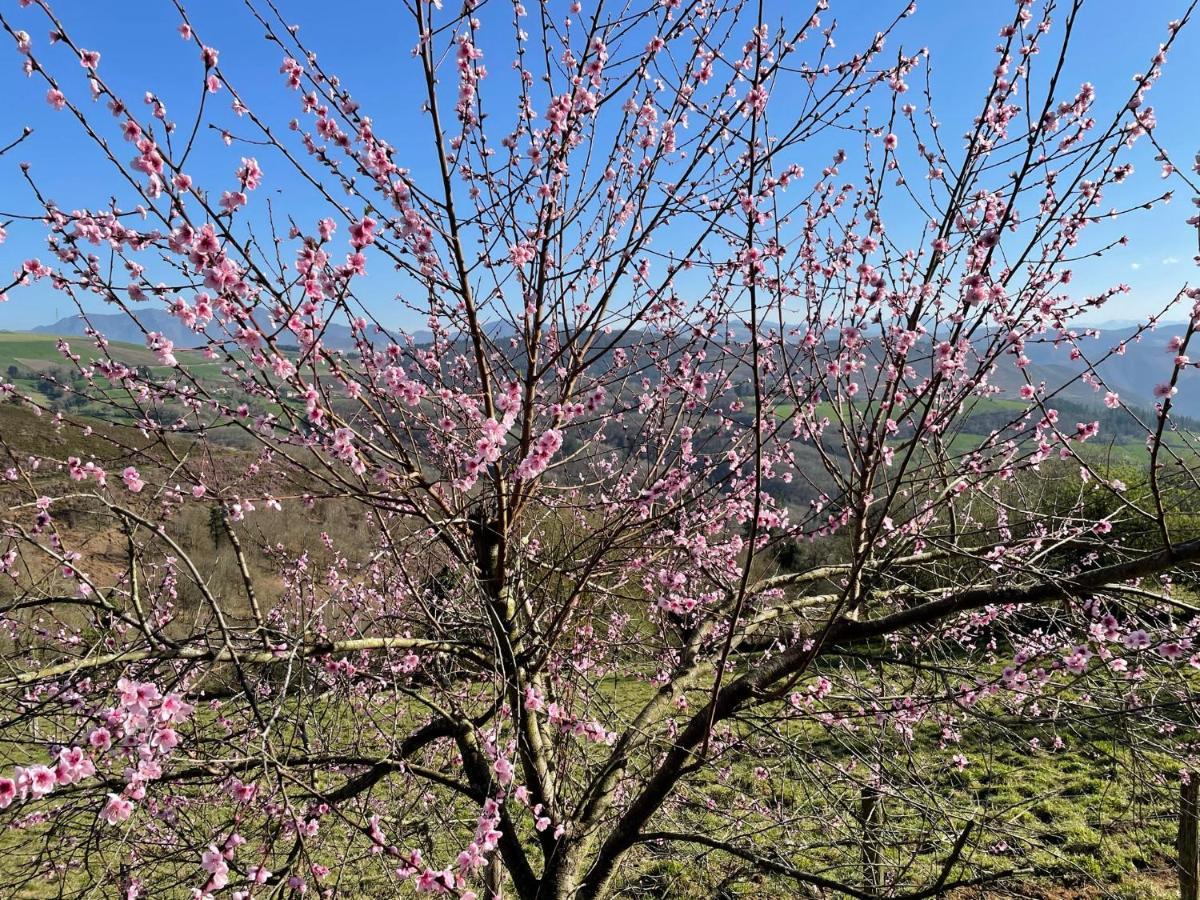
[29,309,417,351]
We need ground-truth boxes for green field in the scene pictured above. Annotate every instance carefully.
[0,671,1185,899]
[0,332,276,439]
[0,331,164,370]
[0,331,235,374]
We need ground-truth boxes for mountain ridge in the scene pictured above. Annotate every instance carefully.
[17,313,1199,416]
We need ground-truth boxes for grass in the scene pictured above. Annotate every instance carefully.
[0,690,1184,898]
[0,331,164,371]
[635,690,1184,899]
[0,545,1188,899]
[0,331,292,441]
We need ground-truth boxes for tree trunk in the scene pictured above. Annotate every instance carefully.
[861,784,884,897]
[1181,776,1199,900]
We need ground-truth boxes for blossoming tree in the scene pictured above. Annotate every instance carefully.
[2,0,1200,897]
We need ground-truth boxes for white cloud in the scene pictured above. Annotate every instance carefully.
[1162,256,1179,265]
[1130,262,1141,270]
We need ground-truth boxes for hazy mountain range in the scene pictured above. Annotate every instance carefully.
[20,312,1200,417]
[31,310,370,351]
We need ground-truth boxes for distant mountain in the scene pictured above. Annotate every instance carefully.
[32,310,182,344]
[30,310,426,352]
[1022,324,1199,417]
[26,313,1200,417]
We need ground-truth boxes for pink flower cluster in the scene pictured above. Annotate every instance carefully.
[524,686,616,745]
[508,242,536,267]
[100,679,192,807]
[455,37,486,123]
[67,456,107,485]
[280,55,304,89]
[0,678,190,826]
[514,429,563,480]
[122,466,145,493]
[380,365,427,406]
[348,216,377,250]
[453,798,503,877]
[388,797,502,897]
[199,834,246,894]
[462,415,512,485]
[0,746,95,809]
[236,157,263,191]
[331,427,367,475]
[146,332,177,366]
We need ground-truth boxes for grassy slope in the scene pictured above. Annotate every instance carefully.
[0,331,160,370]
[0,676,1180,899]
[0,339,1192,897]
[0,331,225,379]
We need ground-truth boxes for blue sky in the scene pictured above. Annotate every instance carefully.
[0,0,1197,332]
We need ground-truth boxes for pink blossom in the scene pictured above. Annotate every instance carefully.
[515,429,563,479]
[1153,383,1177,399]
[493,757,514,786]
[27,765,56,798]
[509,242,536,267]
[147,332,177,366]
[201,845,230,890]
[102,793,134,825]
[1123,629,1151,650]
[122,467,145,493]
[742,85,769,117]
[220,191,247,212]
[349,216,377,249]
[236,157,263,190]
[1159,642,1185,660]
